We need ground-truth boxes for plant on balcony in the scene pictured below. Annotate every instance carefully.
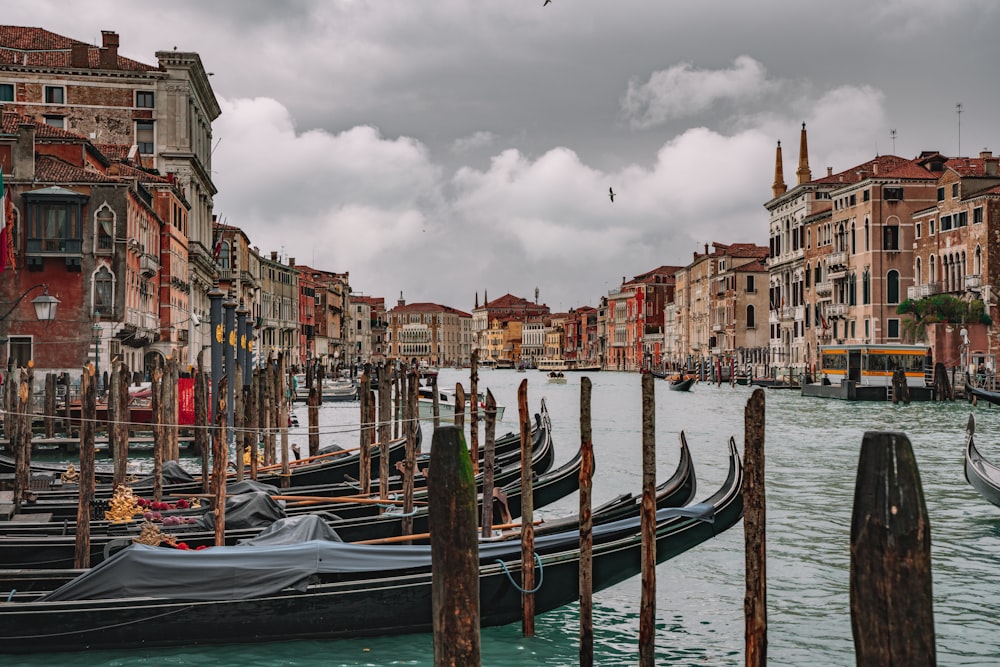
[897,295,992,342]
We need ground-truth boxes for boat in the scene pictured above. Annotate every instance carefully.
[537,358,569,373]
[668,376,695,392]
[966,382,1000,408]
[964,414,1000,508]
[0,439,741,653]
[800,343,934,401]
[547,371,567,384]
[417,386,506,422]
[292,375,359,403]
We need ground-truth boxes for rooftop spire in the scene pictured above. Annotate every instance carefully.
[796,122,812,185]
[772,140,787,198]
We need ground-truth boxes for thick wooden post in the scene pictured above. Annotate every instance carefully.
[151,366,163,503]
[307,385,319,457]
[213,377,228,547]
[12,367,32,507]
[469,350,479,474]
[454,383,466,432]
[402,366,419,537]
[74,366,96,569]
[579,376,595,667]
[195,352,210,493]
[639,371,656,666]
[393,363,402,439]
[111,361,130,488]
[429,425,480,665]
[744,388,767,667]
[480,390,497,539]
[234,362,244,481]
[517,378,535,636]
[44,372,56,439]
[358,368,372,494]
[432,375,440,429]
[263,354,275,465]
[850,431,935,665]
[378,364,392,489]
[278,353,289,488]
[166,355,179,461]
[248,368,260,480]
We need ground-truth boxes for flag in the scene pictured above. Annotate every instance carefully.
[0,168,14,272]
[212,236,222,262]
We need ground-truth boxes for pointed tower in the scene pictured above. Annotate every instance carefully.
[796,122,812,185]
[772,140,787,198]
[474,291,479,309]
[484,289,488,306]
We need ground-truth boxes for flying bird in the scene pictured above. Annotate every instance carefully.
[543,0,551,5]
[609,187,616,203]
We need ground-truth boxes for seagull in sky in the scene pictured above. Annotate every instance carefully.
[609,187,616,203]
[543,0,551,5]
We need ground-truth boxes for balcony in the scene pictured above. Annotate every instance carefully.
[826,303,849,318]
[140,253,160,278]
[795,306,804,321]
[814,281,832,297]
[907,283,941,300]
[781,307,794,321]
[966,274,982,290]
[827,251,848,268]
[712,323,723,332]
[826,267,847,281]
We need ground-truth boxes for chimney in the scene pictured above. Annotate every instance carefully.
[99,30,119,69]
[270,251,278,261]
[289,257,295,267]
[14,123,35,179]
[70,43,89,68]
[872,162,879,176]
[772,140,787,198]
[827,167,833,177]
[397,291,405,308]
[704,243,709,255]
[983,151,998,176]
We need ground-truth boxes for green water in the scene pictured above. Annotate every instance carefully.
[6,370,1000,666]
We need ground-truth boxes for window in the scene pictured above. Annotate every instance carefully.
[887,319,900,339]
[95,207,114,253]
[135,90,154,108]
[862,271,871,305]
[863,189,870,202]
[0,83,12,102]
[43,115,64,129]
[957,211,968,228]
[937,187,945,202]
[974,207,984,225]
[9,336,31,367]
[930,219,935,235]
[44,86,64,104]
[940,215,952,231]
[219,241,230,269]
[952,183,959,198]
[915,222,921,239]
[884,187,903,201]
[136,120,154,154]
[746,275,755,293]
[883,225,899,251]
[887,270,900,304]
[94,266,114,314]
[25,198,83,254]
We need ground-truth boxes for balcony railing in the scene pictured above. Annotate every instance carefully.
[965,274,982,290]
[907,283,941,300]
[712,323,723,332]
[814,281,832,296]
[781,307,794,320]
[827,251,848,268]
[826,303,849,318]
[827,267,847,281]
[140,253,160,278]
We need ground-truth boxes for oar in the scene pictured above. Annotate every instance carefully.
[351,519,544,545]
[256,445,364,472]
[276,495,426,507]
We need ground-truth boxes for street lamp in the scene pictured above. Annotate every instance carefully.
[0,284,60,366]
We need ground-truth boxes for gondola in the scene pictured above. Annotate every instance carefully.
[964,414,1000,508]
[0,438,741,654]
[668,376,696,392]
[966,382,1000,408]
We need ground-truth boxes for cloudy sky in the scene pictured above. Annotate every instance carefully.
[10,1,999,312]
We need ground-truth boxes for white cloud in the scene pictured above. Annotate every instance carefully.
[621,56,776,130]
[451,131,497,154]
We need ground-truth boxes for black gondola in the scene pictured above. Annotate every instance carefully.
[967,383,1000,408]
[964,414,1000,508]
[0,438,741,654]
[668,376,696,391]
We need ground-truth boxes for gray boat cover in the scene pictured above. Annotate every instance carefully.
[195,492,286,531]
[133,460,196,485]
[239,514,343,546]
[40,504,714,602]
[227,480,280,495]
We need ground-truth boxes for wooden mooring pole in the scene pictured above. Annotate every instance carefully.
[195,352,210,493]
[517,378,535,637]
[639,371,656,666]
[213,377,228,547]
[402,365,419,537]
[151,366,163,503]
[579,376,594,667]
[429,425,480,665]
[744,387,767,667]
[44,372,56,439]
[13,366,33,508]
[480,390,497,539]
[359,366,371,495]
[111,361,130,488]
[307,385,320,457]
[73,365,96,569]
[469,350,479,474]
[850,430,935,665]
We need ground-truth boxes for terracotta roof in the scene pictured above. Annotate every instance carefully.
[1,110,86,140]
[95,143,131,160]
[113,162,171,183]
[732,260,769,273]
[0,26,157,72]
[35,155,118,183]
[945,157,1000,178]
[811,155,931,186]
[393,302,471,317]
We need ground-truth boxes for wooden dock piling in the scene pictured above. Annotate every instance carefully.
[469,350,479,474]
[307,386,319,457]
[195,352,210,492]
[402,365,419,537]
[744,388,767,667]
[850,430,935,665]
[44,372,55,439]
[517,378,535,637]
[359,367,372,495]
[13,366,32,507]
[429,425,480,666]
[73,366,96,569]
[111,361,130,488]
[579,376,594,667]
[213,377,228,547]
[480,390,497,539]
[639,371,655,666]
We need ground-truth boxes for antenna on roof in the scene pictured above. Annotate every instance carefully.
[956,102,964,157]
[890,129,897,154]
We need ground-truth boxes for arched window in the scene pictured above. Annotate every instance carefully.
[864,218,870,251]
[862,270,871,305]
[975,246,982,276]
[887,270,900,304]
[851,222,856,254]
[219,241,231,269]
[94,266,115,315]
[930,255,936,285]
[95,205,114,253]
[746,305,755,329]
[915,257,922,285]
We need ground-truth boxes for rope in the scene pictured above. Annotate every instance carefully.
[494,552,544,593]
[0,604,195,639]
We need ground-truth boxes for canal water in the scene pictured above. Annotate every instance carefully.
[9,368,1000,666]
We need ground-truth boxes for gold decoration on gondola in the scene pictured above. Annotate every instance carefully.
[133,521,176,546]
[60,464,79,484]
[105,484,142,523]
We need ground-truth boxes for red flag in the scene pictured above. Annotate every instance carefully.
[0,168,14,272]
